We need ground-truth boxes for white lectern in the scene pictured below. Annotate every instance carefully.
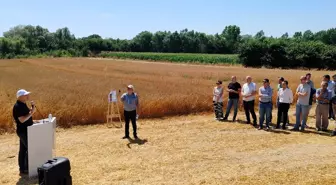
[27,117,56,178]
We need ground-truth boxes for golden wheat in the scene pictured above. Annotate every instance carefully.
[0,58,331,133]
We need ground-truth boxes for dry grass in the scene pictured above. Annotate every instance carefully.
[1,114,336,185]
[0,58,332,133]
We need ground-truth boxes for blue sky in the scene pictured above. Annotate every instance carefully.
[1,0,335,39]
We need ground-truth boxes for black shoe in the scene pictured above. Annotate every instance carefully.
[291,128,299,132]
[232,119,236,122]
[316,128,322,132]
[282,127,287,130]
[122,136,130,139]
[322,128,329,132]
[275,126,280,129]
[258,127,263,130]
[266,127,270,131]
[331,131,336,136]
[134,136,139,139]
[19,170,28,176]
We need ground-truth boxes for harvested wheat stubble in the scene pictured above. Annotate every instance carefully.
[0,115,336,185]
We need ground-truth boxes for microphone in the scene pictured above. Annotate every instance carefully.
[31,101,35,108]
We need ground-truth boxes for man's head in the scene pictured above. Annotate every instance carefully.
[306,73,312,81]
[231,76,237,83]
[16,89,31,103]
[263,78,270,87]
[216,80,222,87]
[321,81,328,90]
[282,80,289,88]
[246,76,252,83]
[127,85,134,94]
[300,76,307,84]
[323,75,330,82]
[278,77,284,84]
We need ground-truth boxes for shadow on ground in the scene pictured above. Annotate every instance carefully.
[16,176,38,185]
[127,138,148,149]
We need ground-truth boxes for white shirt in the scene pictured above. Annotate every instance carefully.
[213,87,223,102]
[278,88,293,104]
[327,81,335,97]
[241,82,256,101]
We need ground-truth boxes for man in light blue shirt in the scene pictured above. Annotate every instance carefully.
[121,85,139,139]
[258,79,273,130]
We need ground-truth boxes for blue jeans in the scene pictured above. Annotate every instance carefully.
[259,102,272,128]
[224,99,239,120]
[294,103,309,130]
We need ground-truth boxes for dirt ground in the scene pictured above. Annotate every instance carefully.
[1,112,336,185]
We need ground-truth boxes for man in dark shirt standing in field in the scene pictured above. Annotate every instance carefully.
[224,76,241,122]
[13,89,35,175]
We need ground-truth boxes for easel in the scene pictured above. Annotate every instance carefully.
[107,90,122,127]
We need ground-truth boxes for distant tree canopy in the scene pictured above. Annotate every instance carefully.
[1,25,336,69]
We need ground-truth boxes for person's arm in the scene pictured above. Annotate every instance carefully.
[18,107,36,123]
[120,93,126,102]
[289,90,294,103]
[136,96,140,115]
[234,88,241,94]
[323,91,332,103]
[258,87,263,96]
[298,87,308,97]
[217,88,223,102]
[316,89,324,101]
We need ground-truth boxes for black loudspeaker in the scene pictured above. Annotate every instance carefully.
[38,157,72,185]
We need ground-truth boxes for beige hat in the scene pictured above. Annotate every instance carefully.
[127,85,134,90]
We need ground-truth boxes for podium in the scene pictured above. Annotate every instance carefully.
[27,117,56,178]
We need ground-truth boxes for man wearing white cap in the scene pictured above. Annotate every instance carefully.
[121,85,139,139]
[12,89,36,175]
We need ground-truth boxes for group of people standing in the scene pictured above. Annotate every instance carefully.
[213,73,336,136]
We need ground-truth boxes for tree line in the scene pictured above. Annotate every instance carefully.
[1,25,336,69]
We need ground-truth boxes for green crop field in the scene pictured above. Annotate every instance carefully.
[99,52,240,65]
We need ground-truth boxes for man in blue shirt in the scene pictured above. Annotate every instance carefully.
[258,79,273,130]
[315,81,332,132]
[121,85,139,139]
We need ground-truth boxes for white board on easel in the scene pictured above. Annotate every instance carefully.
[107,90,121,124]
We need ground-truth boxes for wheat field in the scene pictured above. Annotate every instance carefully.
[0,58,333,133]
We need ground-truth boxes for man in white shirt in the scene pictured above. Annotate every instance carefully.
[293,76,311,131]
[276,80,293,129]
[241,76,257,126]
[323,75,336,120]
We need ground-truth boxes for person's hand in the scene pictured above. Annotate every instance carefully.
[31,106,36,114]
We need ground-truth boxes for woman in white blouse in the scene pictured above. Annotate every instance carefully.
[276,80,293,129]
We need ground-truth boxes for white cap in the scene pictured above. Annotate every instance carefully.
[127,85,134,90]
[16,89,30,98]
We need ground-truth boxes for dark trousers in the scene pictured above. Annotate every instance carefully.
[17,131,28,172]
[243,100,257,125]
[329,101,335,119]
[277,103,290,129]
[213,101,223,119]
[124,110,137,137]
